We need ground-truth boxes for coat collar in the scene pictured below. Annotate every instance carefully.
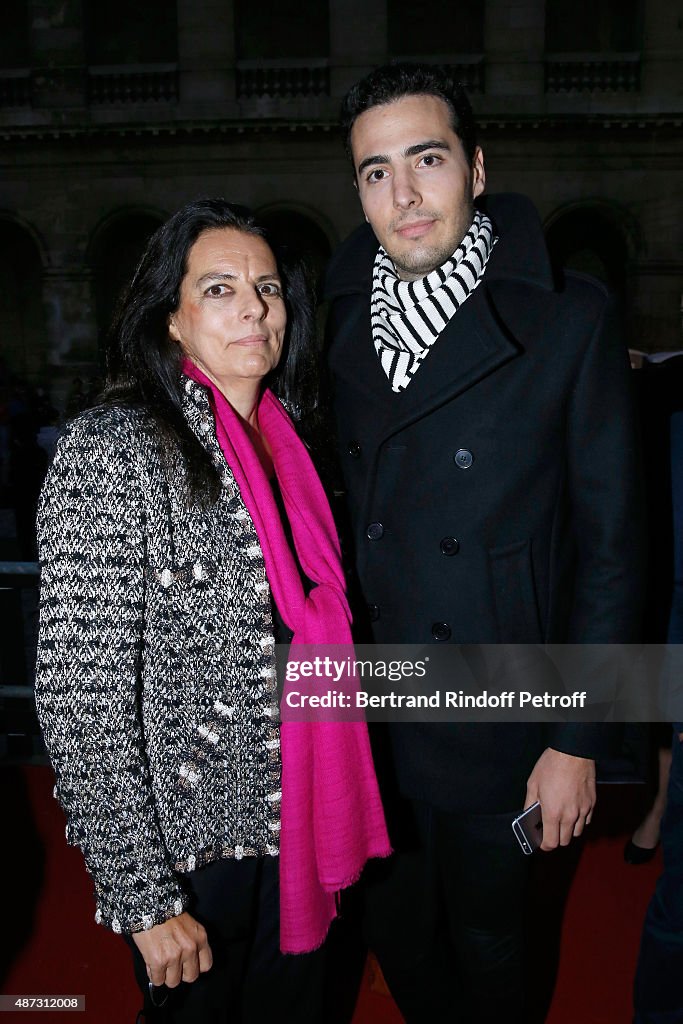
[328,278,519,438]
[326,194,555,439]
[324,192,555,302]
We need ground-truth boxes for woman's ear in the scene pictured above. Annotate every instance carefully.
[168,316,181,343]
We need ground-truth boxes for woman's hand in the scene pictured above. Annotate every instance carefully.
[132,912,213,988]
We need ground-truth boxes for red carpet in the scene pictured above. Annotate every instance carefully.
[543,832,658,1024]
[3,767,662,1023]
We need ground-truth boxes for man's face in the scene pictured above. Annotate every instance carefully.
[350,94,485,281]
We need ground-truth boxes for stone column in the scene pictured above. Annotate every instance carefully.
[176,0,235,107]
[42,269,99,412]
[640,0,683,110]
[329,0,387,98]
[28,0,86,108]
[483,0,545,102]
[629,262,683,353]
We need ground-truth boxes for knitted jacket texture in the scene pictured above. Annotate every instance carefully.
[35,377,282,934]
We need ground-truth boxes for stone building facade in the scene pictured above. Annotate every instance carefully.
[0,0,681,406]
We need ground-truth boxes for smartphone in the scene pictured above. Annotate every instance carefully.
[512,801,543,855]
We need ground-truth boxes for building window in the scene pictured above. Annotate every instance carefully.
[545,0,642,91]
[84,0,177,65]
[386,2,485,93]
[236,0,330,98]
[545,0,642,53]
[236,1,329,60]
[84,0,178,104]
[0,2,29,70]
[388,1,484,56]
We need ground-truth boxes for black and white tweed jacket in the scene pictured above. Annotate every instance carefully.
[35,377,282,934]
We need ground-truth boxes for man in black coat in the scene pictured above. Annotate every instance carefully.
[325,63,643,1022]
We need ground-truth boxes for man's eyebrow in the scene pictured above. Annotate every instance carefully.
[357,153,390,176]
[357,139,451,176]
[404,139,451,158]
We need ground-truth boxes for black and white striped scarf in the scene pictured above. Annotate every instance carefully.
[371,210,497,392]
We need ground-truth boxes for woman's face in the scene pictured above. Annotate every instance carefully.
[168,227,286,393]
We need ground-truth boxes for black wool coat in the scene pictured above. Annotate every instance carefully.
[325,193,645,813]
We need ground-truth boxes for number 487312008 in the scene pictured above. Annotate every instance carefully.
[0,995,84,1011]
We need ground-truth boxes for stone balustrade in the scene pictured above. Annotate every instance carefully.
[88,64,179,104]
[390,55,485,94]
[0,71,31,107]
[545,54,641,92]
[236,60,330,98]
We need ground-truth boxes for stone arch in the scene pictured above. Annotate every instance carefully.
[255,204,336,297]
[0,214,49,385]
[544,199,643,301]
[0,209,50,270]
[88,207,167,355]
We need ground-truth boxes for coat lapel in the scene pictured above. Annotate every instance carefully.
[327,295,392,404]
[330,284,522,447]
[379,284,521,441]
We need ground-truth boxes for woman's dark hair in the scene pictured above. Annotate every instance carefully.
[340,62,478,170]
[103,198,317,505]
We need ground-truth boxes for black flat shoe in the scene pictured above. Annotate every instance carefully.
[623,838,659,865]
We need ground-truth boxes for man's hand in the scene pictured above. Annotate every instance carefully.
[132,912,213,989]
[525,748,596,852]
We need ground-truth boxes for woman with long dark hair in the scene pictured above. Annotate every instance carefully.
[35,199,389,1022]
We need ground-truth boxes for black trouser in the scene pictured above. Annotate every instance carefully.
[634,730,683,1024]
[128,856,324,1024]
[361,799,531,1024]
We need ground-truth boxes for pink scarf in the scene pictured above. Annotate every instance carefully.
[182,360,391,953]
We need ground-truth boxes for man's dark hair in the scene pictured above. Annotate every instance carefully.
[103,198,317,505]
[341,62,478,171]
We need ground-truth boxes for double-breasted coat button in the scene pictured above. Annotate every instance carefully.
[367,604,380,622]
[367,522,385,540]
[432,622,452,641]
[454,449,473,469]
[440,537,460,556]
[348,441,362,458]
